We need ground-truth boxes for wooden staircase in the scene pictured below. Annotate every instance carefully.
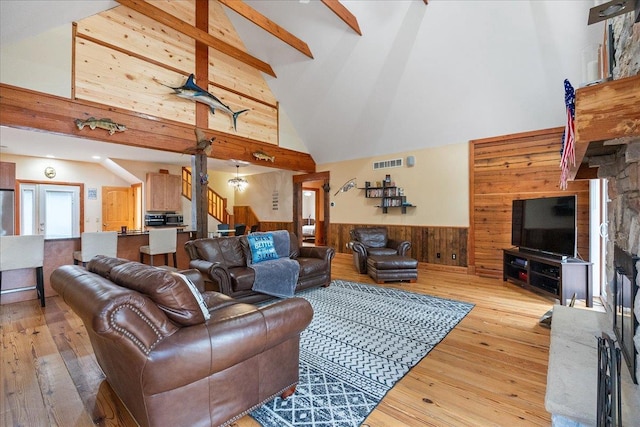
[181,167,230,224]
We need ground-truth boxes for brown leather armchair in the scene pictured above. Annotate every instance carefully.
[51,256,313,427]
[348,227,411,274]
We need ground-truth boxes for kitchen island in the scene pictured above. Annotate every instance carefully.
[0,229,197,305]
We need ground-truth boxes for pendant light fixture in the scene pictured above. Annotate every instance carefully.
[228,164,249,191]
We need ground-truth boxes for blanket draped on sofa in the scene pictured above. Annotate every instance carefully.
[251,258,300,298]
[250,230,300,298]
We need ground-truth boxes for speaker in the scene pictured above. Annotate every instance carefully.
[406,155,415,167]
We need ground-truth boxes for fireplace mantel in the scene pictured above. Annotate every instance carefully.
[570,74,640,180]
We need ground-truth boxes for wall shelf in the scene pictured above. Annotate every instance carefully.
[361,176,415,214]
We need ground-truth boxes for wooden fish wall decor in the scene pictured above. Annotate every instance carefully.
[162,74,249,131]
[75,117,126,135]
[253,151,275,162]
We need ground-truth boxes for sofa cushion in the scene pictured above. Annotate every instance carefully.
[354,227,388,248]
[247,233,279,264]
[218,237,247,268]
[87,255,131,279]
[108,262,210,326]
[367,247,399,257]
[191,239,224,264]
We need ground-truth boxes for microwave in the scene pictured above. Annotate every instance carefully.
[165,214,183,225]
[144,214,165,226]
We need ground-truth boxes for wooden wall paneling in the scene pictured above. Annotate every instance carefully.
[76,4,278,108]
[470,128,591,279]
[207,47,278,107]
[257,222,294,233]
[76,8,196,75]
[74,39,278,144]
[206,83,278,144]
[75,39,196,125]
[327,223,468,269]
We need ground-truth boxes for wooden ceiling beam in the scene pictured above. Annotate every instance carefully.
[218,0,313,59]
[0,83,316,173]
[114,0,276,78]
[320,0,362,36]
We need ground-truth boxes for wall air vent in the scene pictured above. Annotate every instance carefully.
[373,158,403,170]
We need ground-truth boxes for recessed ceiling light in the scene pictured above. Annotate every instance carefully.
[588,0,632,24]
[92,155,101,159]
[46,154,55,158]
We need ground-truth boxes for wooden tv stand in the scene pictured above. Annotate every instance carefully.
[503,248,592,307]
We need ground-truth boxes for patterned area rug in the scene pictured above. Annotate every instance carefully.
[251,279,474,427]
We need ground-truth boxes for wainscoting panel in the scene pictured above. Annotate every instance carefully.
[328,224,468,268]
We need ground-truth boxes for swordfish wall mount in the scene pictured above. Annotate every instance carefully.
[162,74,249,131]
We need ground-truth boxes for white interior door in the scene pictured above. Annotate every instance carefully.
[20,183,80,238]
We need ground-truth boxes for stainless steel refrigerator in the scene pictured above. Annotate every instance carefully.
[0,189,15,235]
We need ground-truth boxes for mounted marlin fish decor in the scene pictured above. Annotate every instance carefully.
[163,74,249,131]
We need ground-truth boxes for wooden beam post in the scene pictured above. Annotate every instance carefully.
[320,0,362,35]
[193,0,209,239]
[194,153,208,239]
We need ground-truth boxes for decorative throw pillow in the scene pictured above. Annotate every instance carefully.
[247,233,279,264]
[171,272,211,321]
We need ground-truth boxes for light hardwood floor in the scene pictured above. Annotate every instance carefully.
[1,253,564,426]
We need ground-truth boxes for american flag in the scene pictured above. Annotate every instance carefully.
[559,79,575,190]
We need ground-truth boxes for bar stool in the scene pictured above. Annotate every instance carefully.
[217,223,233,237]
[234,223,246,236]
[140,228,177,267]
[0,235,46,307]
[73,231,118,266]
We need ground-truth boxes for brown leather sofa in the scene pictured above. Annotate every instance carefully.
[185,231,335,303]
[50,256,313,427]
[348,227,412,274]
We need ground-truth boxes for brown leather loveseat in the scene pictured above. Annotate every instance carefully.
[185,230,335,303]
[50,256,313,427]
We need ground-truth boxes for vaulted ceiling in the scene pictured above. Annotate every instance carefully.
[0,0,603,167]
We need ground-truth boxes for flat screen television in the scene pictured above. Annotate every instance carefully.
[511,195,577,258]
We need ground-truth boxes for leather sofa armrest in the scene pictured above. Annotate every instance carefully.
[348,240,368,257]
[299,245,335,262]
[387,239,411,256]
[188,259,215,275]
[260,297,313,344]
[188,260,233,294]
[348,241,368,274]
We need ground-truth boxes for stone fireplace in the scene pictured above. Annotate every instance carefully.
[592,13,640,384]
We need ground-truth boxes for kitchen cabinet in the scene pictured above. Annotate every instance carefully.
[146,173,181,212]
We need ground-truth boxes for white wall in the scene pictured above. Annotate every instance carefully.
[320,142,469,226]
[0,24,72,97]
[234,170,296,222]
[2,154,130,232]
